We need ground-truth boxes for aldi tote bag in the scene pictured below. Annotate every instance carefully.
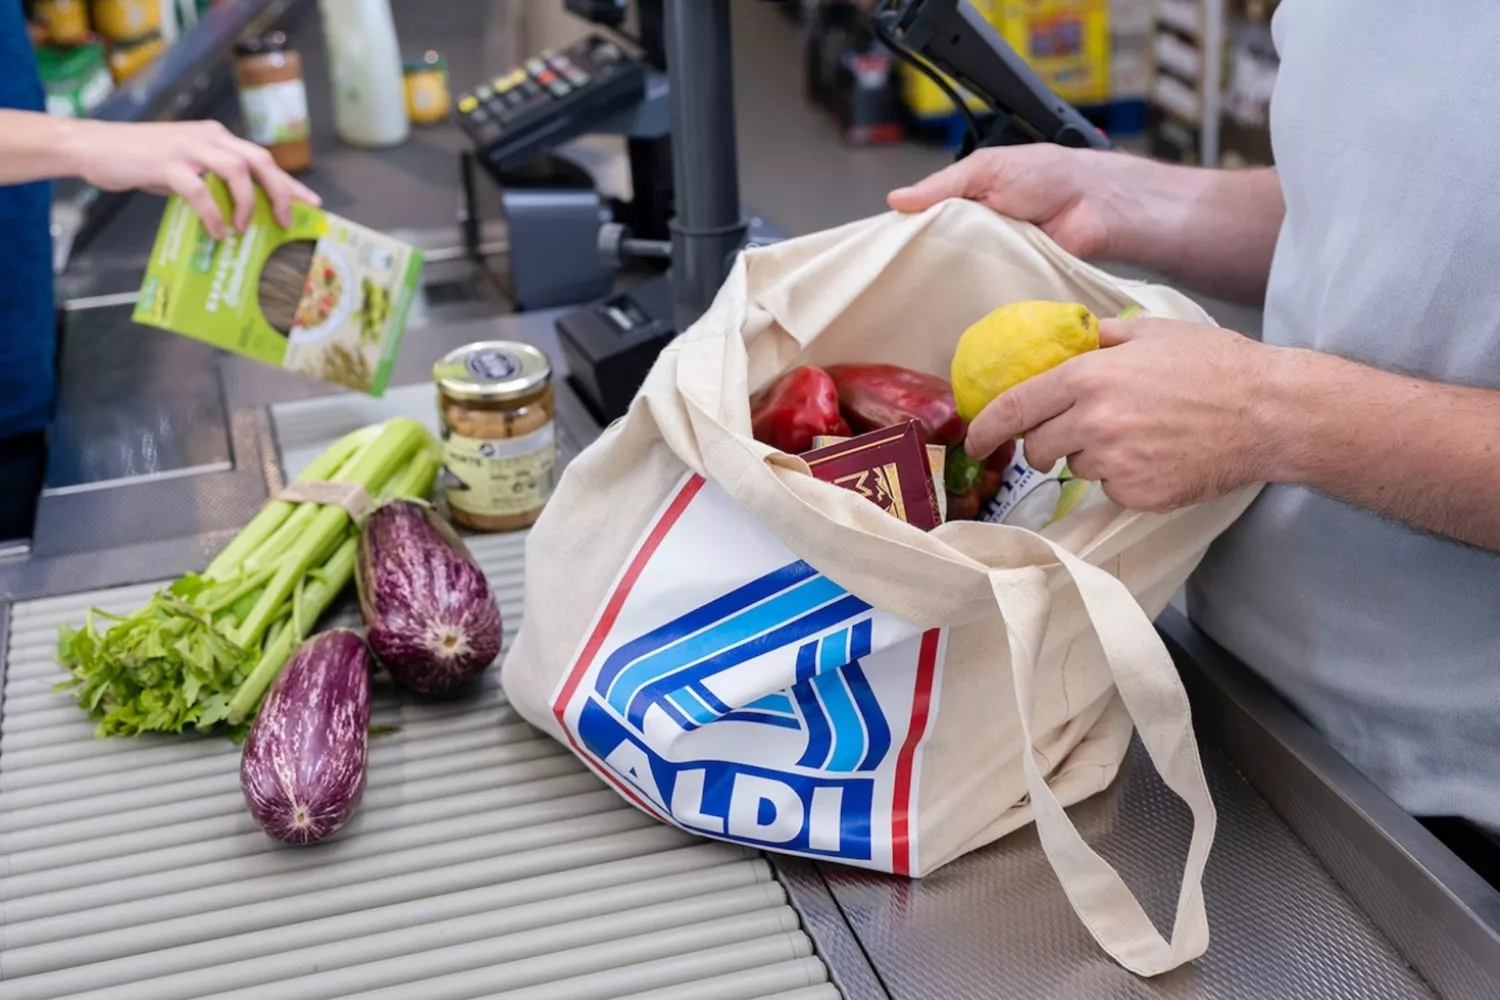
[501,197,1260,976]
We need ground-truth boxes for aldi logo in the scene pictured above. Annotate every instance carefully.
[552,473,944,873]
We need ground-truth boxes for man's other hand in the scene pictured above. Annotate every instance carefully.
[964,318,1285,512]
[887,145,1148,260]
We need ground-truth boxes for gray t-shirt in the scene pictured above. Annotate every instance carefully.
[1188,0,1500,829]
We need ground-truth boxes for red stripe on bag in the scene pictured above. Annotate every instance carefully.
[553,474,708,720]
[891,628,941,875]
[552,475,708,822]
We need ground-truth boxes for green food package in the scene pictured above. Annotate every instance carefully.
[133,177,423,396]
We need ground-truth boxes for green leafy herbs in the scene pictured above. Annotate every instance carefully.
[55,418,441,740]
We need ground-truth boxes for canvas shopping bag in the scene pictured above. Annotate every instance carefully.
[501,197,1260,976]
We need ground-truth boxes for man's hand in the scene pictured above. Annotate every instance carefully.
[965,318,1282,512]
[63,119,320,238]
[888,144,1127,259]
[888,146,1287,307]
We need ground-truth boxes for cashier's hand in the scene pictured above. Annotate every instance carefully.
[888,144,1133,259]
[66,119,320,239]
[964,318,1285,513]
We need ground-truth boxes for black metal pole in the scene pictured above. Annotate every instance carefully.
[662,0,748,331]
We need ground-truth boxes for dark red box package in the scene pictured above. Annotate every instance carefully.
[801,420,941,531]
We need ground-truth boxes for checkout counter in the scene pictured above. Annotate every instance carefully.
[3,2,1500,998]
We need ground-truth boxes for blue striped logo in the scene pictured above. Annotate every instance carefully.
[593,559,894,774]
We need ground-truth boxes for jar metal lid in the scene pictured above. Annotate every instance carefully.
[236,31,288,57]
[434,341,551,402]
[403,50,447,74]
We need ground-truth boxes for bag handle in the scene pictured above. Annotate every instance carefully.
[989,534,1215,976]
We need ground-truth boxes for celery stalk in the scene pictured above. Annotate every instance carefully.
[226,537,358,725]
[57,418,440,739]
[236,426,384,575]
[230,418,430,649]
[205,424,381,579]
[224,441,441,725]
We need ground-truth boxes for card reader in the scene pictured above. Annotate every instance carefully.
[455,35,650,172]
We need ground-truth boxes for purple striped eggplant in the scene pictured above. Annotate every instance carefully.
[240,629,372,844]
[356,499,502,695]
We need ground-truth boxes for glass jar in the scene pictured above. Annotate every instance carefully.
[434,342,557,533]
[234,32,313,174]
[107,33,166,85]
[402,51,451,126]
[92,0,160,44]
[37,0,91,47]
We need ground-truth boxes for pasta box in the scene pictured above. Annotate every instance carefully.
[133,176,424,396]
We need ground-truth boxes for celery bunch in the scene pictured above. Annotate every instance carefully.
[57,417,440,739]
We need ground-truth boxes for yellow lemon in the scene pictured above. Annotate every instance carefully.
[950,300,1100,422]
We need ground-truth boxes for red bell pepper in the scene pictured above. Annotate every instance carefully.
[944,439,1015,502]
[980,440,1017,502]
[824,364,966,447]
[946,489,982,522]
[750,366,851,455]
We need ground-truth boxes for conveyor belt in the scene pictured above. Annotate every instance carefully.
[0,540,835,999]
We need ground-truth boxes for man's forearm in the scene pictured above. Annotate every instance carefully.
[1260,348,1500,551]
[1107,162,1285,308]
[0,111,89,186]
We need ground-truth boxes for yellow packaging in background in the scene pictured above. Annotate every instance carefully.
[898,0,1110,118]
[898,64,989,119]
[993,0,1110,105]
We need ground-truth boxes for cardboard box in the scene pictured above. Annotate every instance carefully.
[134,178,423,396]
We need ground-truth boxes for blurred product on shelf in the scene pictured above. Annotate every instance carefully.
[318,0,410,148]
[235,31,313,172]
[91,0,160,44]
[799,0,1153,147]
[1108,0,1152,103]
[106,30,164,82]
[802,1,904,145]
[1219,0,1279,166]
[1147,0,1224,165]
[402,50,451,126]
[35,40,115,116]
[36,0,91,46]
[995,0,1110,105]
[838,42,903,144]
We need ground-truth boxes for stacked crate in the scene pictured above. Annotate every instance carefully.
[1108,0,1152,105]
[1146,0,1226,165]
[1219,0,1281,166]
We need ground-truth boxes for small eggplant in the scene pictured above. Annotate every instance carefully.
[240,629,372,844]
[356,498,502,695]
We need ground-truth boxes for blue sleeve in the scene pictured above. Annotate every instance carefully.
[0,1,58,437]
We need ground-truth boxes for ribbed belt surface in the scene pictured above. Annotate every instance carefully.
[0,534,837,999]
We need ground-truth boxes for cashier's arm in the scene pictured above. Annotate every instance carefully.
[889,145,1284,307]
[0,110,318,239]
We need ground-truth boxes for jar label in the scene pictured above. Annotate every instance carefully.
[241,79,311,146]
[442,423,557,518]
